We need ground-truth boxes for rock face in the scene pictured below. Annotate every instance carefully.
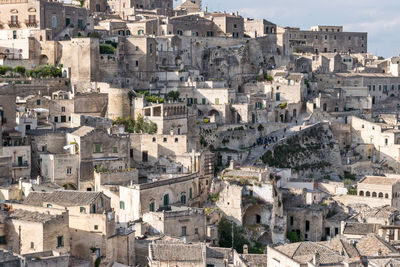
[261,123,344,179]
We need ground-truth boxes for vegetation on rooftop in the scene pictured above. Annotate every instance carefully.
[99,44,115,54]
[112,114,157,134]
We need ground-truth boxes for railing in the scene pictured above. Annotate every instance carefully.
[25,20,37,27]
[12,162,29,168]
[8,21,19,28]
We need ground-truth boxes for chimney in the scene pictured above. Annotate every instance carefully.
[313,252,320,266]
[243,244,248,254]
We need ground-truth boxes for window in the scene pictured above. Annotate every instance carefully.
[195,228,198,235]
[52,16,57,28]
[177,30,183,36]
[234,24,237,29]
[306,220,310,232]
[47,204,52,208]
[290,216,294,226]
[163,194,169,206]
[215,98,219,105]
[149,44,153,54]
[181,226,187,236]
[206,31,213,37]
[119,201,125,210]
[25,125,31,131]
[94,144,102,153]
[31,242,34,249]
[189,188,193,199]
[135,60,139,67]
[149,202,155,212]
[0,236,5,244]
[80,207,86,213]
[202,98,206,104]
[113,147,118,153]
[36,99,41,105]
[152,137,156,142]
[66,167,72,175]
[11,15,18,24]
[163,138,167,142]
[57,236,64,248]
[17,156,23,166]
[385,138,388,146]
[77,19,83,30]
[65,17,70,26]
[276,93,280,101]
[181,195,186,204]
[175,138,178,143]
[61,115,66,123]
[335,227,339,235]
[61,107,65,112]
[54,116,58,123]
[94,225,98,230]
[142,151,148,162]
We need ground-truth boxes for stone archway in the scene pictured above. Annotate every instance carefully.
[39,54,48,65]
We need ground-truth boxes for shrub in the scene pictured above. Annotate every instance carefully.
[257,124,264,132]
[287,230,302,243]
[13,66,26,76]
[99,44,115,54]
[264,74,273,82]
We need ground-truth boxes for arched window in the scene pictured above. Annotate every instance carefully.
[366,191,370,197]
[138,29,144,35]
[177,30,183,36]
[372,192,377,197]
[359,191,364,196]
[180,195,186,204]
[98,197,103,208]
[378,192,383,198]
[126,30,131,36]
[385,193,389,199]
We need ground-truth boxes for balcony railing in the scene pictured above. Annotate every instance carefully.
[8,21,19,28]
[12,161,29,168]
[25,20,37,27]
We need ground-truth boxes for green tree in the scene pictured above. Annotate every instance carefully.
[167,91,180,101]
[287,230,302,243]
[218,218,249,253]
[13,66,26,76]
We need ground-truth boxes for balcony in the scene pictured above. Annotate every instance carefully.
[25,20,37,28]
[12,161,29,168]
[8,21,19,28]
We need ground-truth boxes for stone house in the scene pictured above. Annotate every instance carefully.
[169,14,215,37]
[119,172,202,223]
[24,190,135,265]
[351,116,400,171]
[0,0,89,41]
[0,203,70,255]
[142,103,188,135]
[206,13,244,38]
[217,167,286,244]
[278,25,367,54]
[49,91,74,129]
[356,176,400,208]
[244,19,276,38]
[66,126,130,190]
[2,144,31,182]
[142,206,206,242]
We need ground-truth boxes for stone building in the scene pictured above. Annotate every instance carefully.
[0,203,70,255]
[24,190,135,265]
[244,18,276,38]
[143,206,206,242]
[205,12,244,38]
[278,25,367,55]
[0,0,89,41]
[119,172,203,223]
[217,167,286,244]
[356,176,400,208]
[66,126,130,190]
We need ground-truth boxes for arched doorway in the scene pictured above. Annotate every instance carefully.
[39,55,48,65]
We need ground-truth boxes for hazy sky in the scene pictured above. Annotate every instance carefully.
[177,0,400,58]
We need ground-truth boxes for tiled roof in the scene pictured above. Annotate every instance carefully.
[150,243,204,262]
[206,247,231,259]
[70,126,95,137]
[359,176,400,186]
[8,209,60,223]
[240,254,268,267]
[326,236,360,258]
[275,242,344,265]
[356,234,398,257]
[342,222,377,235]
[24,191,103,207]
[363,205,397,218]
